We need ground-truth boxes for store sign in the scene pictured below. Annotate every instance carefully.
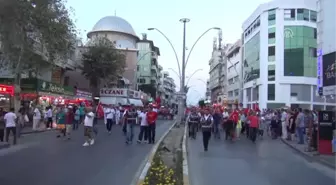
[0,84,14,95]
[38,80,74,96]
[322,52,336,96]
[100,88,127,97]
[317,49,323,89]
[318,111,335,140]
[76,89,92,98]
[128,90,140,99]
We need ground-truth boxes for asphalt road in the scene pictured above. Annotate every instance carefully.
[0,120,174,185]
[187,132,336,185]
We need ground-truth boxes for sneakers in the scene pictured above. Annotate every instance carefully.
[83,139,95,146]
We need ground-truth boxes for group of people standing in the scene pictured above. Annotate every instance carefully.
[186,107,264,151]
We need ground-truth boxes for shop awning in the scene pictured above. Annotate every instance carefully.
[99,97,128,105]
[129,98,143,107]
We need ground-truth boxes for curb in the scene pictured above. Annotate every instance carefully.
[0,143,10,150]
[182,122,190,185]
[133,120,178,185]
[281,138,335,169]
[21,129,55,135]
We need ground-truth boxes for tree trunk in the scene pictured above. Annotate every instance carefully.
[13,47,24,113]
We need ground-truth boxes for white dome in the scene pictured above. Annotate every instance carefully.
[88,16,137,37]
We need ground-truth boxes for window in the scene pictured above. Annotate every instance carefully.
[234,89,239,96]
[268,84,275,100]
[268,9,276,26]
[63,76,69,86]
[268,46,275,56]
[297,9,304,20]
[234,76,239,82]
[268,65,275,81]
[228,78,234,85]
[268,32,275,39]
[137,65,140,71]
[268,14,276,21]
[303,9,310,21]
[309,47,317,57]
[314,28,317,39]
[310,10,317,22]
[228,91,233,97]
[138,78,146,83]
[284,9,296,20]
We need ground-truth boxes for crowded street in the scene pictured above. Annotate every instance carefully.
[0,120,174,185]
[187,133,335,185]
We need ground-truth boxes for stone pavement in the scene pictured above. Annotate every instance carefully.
[281,138,335,169]
[187,132,335,185]
[0,120,174,185]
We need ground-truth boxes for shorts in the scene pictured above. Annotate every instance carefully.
[84,126,93,137]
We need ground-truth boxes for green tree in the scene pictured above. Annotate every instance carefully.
[0,0,76,111]
[81,37,126,98]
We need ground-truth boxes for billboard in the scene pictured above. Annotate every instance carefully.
[322,51,336,95]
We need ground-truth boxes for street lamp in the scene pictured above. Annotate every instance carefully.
[148,20,220,124]
[186,69,203,86]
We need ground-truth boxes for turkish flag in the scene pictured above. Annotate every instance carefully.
[147,111,158,124]
[96,102,104,118]
[229,110,239,123]
[155,97,161,106]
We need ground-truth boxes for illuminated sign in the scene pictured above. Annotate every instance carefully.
[317,49,323,88]
[100,88,127,97]
[0,85,14,95]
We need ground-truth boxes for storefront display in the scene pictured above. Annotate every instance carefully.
[0,84,14,111]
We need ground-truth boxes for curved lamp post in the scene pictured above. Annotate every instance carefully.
[197,78,207,85]
[148,28,181,77]
[185,27,221,68]
[186,69,203,86]
[167,68,181,81]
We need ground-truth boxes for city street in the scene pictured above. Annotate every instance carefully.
[187,133,336,185]
[0,120,174,185]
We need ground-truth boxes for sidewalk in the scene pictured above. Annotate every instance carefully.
[281,138,335,169]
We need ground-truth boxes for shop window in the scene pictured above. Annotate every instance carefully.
[268,65,275,81]
[268,84,275,100]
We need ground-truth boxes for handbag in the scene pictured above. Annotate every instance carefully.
[24,114,29,123]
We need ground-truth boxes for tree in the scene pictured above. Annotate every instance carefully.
[81,37,126,98]
[0,0,76,111]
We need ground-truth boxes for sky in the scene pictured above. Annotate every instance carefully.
[66,0,271,105]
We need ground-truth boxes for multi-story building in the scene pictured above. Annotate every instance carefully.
[317,0,336,99]
[242,0,334,110]
[160,71,177,107]
[136,33,160,97]
[205,79,211,101]
[226,39,243,108]
[208,34,231,104]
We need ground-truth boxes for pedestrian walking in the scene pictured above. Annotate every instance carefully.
[247,111,259,143]
[295,108,305,144]
[78,104,85,124]
[46,106,53,129]
[281,109,288,139]
[200,108,213,152]
[65,106,74,140]
[4,108,17,145]
[56,107,66,138]
[137,107,148,143]
[147,106,158,144]
[32,105,41,131]
[83,107,95,146]
[124,104,137,144]
[73,106,80,130]
[104,105,115,134]
[212,108,222,139]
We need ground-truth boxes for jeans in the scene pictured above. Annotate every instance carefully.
[138,126,148,141]
[148,123,156,143]
[297,127,305,144]
[213,123,220,139]
[106,119,113,132]
[5,127,17,144]
[188,122,197,139]
[73,120,79,130]
[202,131,211,150]
[126,124,134,142]
[249,127,258,142]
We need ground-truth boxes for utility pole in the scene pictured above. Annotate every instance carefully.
[178,18,190,125]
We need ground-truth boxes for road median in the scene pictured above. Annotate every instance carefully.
[133,120,185,185]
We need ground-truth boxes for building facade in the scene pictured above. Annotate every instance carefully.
[242,0,335,110]
[65,16,139,91]
[226,39,243,108]
[136,33,160,97]
[160,71,177,107]
[205,79,211,101]
[317,0,336,97]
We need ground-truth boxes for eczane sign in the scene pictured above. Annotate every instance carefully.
[100,88,127,97]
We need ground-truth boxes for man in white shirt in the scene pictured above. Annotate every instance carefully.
[104,105,115,134]
[4,108,17,145]
[137,108,148,143]
[33,106,41,131]
[83,107,95,146]
[46,107,53,129]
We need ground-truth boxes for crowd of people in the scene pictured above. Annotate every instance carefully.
[0,102,161,147]
[186,106,332,152]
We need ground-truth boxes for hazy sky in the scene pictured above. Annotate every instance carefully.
[67,0,270,105]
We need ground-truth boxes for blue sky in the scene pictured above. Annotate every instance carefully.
[67,0,270,105]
